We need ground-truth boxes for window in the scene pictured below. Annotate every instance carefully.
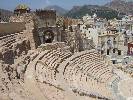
[112,60,116,64]
[118,50,121,55]
[107,49,110,55]
[113,48,115,53]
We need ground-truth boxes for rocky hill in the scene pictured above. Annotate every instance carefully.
[105,0,133,15]
[45,5,68,16]
[65,5,120,20]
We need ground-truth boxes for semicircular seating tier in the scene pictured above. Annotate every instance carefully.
[30,43,123,100]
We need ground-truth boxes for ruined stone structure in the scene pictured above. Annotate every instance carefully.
[1,41,133,100]
[1,4,133,100]
[35,9,56,27]
[34,9,60,45]
[10,13,40,49]
[9,9,91,53]
[0,21,30,64]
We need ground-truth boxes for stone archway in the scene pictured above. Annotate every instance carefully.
[43,30,54,43]
[38,27,58,45]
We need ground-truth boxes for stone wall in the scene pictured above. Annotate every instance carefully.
[10,13,40,49]
[0,22,25,35]
[35,9,56,27]
[60,26,95,53]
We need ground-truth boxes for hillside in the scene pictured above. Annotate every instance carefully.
[65,5,120,20]
[105,0,133,15]
[0,9,13,22]
[45,5,68,16]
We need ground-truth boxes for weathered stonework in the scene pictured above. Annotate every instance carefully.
[10,14,39,49]
[1,5,133,100]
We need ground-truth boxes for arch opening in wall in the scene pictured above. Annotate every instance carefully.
[43,30,54,43]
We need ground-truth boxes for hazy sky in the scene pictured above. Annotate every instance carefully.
[0,0,126,11]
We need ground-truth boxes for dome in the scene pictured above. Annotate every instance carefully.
[15,4,30,10]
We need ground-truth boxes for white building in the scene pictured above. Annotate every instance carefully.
[80,14,107,48]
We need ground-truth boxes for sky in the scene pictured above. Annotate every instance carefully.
[0,0,130,11]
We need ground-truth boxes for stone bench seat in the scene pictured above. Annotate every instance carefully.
[0,33,24,48]
[67,63,111,83]
[52,50,72,59]
[33,49,119,100]
[69,53,102,67]
[85,78,113,98]
[68,72,113,99]
[0,36,16,46]
[100,73,114,83]
[70,50,100,62]
[1,38,16,48]
[64,59,111,82]
[0,33,19,40]
[63,64,112,84]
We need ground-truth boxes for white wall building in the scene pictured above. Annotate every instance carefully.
[80,14,107,48]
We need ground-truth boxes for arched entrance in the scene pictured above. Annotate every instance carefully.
[43,30,54,43]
